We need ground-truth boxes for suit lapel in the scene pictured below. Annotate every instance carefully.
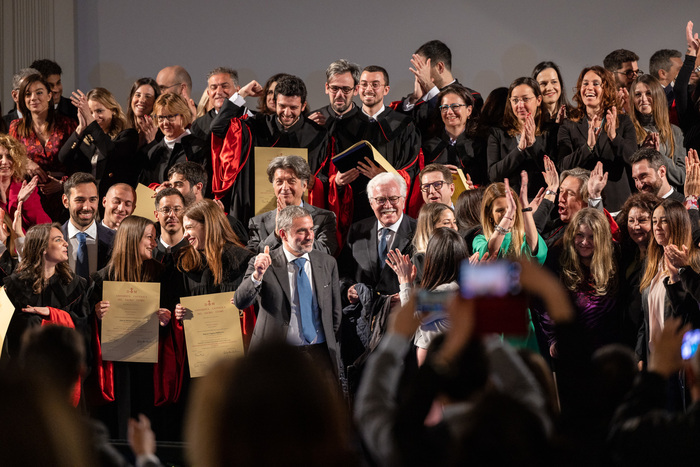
[262,211,276,238]
[574,118,589,144]
[367,220,380,277]
[269,249,293,321]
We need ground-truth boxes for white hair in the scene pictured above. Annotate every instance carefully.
[366,172,407,200]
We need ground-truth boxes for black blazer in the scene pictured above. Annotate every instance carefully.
[139,133,207,185]
[557,115,637,212]
[339,215,416,299]
[246,204,338,256]
[58,122,140,197]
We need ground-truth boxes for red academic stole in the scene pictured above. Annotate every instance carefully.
[210,119,253,201]
[42,307,81,407]
[87,313,115,404]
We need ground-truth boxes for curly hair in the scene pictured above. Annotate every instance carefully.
[570,66,620,124]
[0,134,28,181]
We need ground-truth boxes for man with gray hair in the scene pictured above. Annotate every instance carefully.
[309,59,361,128]
[3,67,39,127]
[190,66,242,141]
[235,205,344,384]
[247,155,338,255]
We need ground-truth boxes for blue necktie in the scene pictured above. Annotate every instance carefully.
[76,232,89,280]
[292,257,317,343]
[378,227,389,268]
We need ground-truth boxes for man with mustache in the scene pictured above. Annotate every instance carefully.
[61,172,114,280]
[630,148,685,202]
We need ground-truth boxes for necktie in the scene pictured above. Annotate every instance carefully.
[76,232,89,280]
[378,227,389,268]
[292,257,316,343]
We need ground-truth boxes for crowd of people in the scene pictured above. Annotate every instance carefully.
[2,20,700,466]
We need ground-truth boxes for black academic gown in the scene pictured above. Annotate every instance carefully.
[58,122,140,198]
[210,105,330,227]
[139,133,207,186]
[3,272,89,360]
[421,129,487,186]
[330,106,421,222]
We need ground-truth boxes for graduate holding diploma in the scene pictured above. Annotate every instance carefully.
[87,215,171,440]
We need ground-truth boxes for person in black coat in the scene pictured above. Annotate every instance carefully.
[58,87,139,198]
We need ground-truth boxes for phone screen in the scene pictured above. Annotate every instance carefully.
[682,329,700,360]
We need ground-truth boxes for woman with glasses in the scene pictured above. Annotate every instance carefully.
[628,75,686,190]
[420,85,486,186]
[487,77,555,198]
[139,93,206,185]
[58,87,139,198]
[558,66,637,213]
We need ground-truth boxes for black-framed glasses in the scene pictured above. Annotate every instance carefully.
[439,103,468,113]
[371,195,403,205]
[328,85,355,94]
[159,82,182,92]
[420,180,451,192]
[156,114,180,122]
[616,69,643,79]
[158,206,183,215]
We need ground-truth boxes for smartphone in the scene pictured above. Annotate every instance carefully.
[415,289,455,316]
[682,329,700,360]
[459,260,528,336]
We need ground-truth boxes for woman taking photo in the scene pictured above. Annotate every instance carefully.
[0,134,50,228]
[615,192,659,349]
[139,93,206,185]
[3,223,88,360]
[487,77,554,198]
[558,65,637,212]
[628,74,686,190]
[58,87,139,197]
[555,208,620,353]
[421,85,485,186]
[125,77,161,149]
[9,73,77,214]
[88,215,171,439]
[532,61,571,123]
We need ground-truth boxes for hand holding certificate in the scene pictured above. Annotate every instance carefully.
[180,291,244,378]
[101,281,161,363]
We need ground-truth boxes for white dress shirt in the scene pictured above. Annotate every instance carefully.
[67,220,98,275]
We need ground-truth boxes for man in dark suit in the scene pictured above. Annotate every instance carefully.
[339,172,416,305]
[235,205,343,383]
[152,187,188,267]
[61,173,114,279]
[247,155,337,255]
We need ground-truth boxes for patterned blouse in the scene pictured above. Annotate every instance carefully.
[9,115,77,174]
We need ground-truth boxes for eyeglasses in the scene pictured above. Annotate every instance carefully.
[159,82,182,92]
[439,103,468,113]
[371,195,403,205]
[328,85,355,94]
[420,180,451,192]
[156,114,180,122]
[510,96,536,105]
[616,69,643,79]
[158,206,183,215]
[359,81,385,90]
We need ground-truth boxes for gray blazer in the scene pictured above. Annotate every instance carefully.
[234,247,343,377]
[246,203,338,256]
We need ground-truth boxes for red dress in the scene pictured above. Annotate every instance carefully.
[9,115,77,174]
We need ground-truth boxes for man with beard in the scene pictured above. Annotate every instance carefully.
[60,172,114,279]
[100,183,135,231]
[152,187,187,267]
[308,59,361,130]
[235,205,344,384]
[630,148,685,201]
[327,65,421,236]
[210,75,329,226]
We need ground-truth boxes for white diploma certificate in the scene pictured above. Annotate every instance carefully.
[180,291,244,378]
[0,287,14,352]
[101,281,160,363]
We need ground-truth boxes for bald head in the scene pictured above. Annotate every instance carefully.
[156,65,193,98]
[102,183,136,230]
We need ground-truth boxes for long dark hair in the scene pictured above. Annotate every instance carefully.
[16,223,73,293]
[531,61,571,120]
[16,74,57,139]
[502,77,543,136]
[420,227,468,290]
[570,65,619,123]
[125,77,160,129]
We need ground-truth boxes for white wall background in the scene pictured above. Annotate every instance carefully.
[3,0,699,113]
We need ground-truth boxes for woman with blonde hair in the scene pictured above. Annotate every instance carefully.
[58,87,139,196]
[628,74,686,190]
[139,93,206,185]
[554,208,620,353]
[88,215,171,439]
[410,202,457,281]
